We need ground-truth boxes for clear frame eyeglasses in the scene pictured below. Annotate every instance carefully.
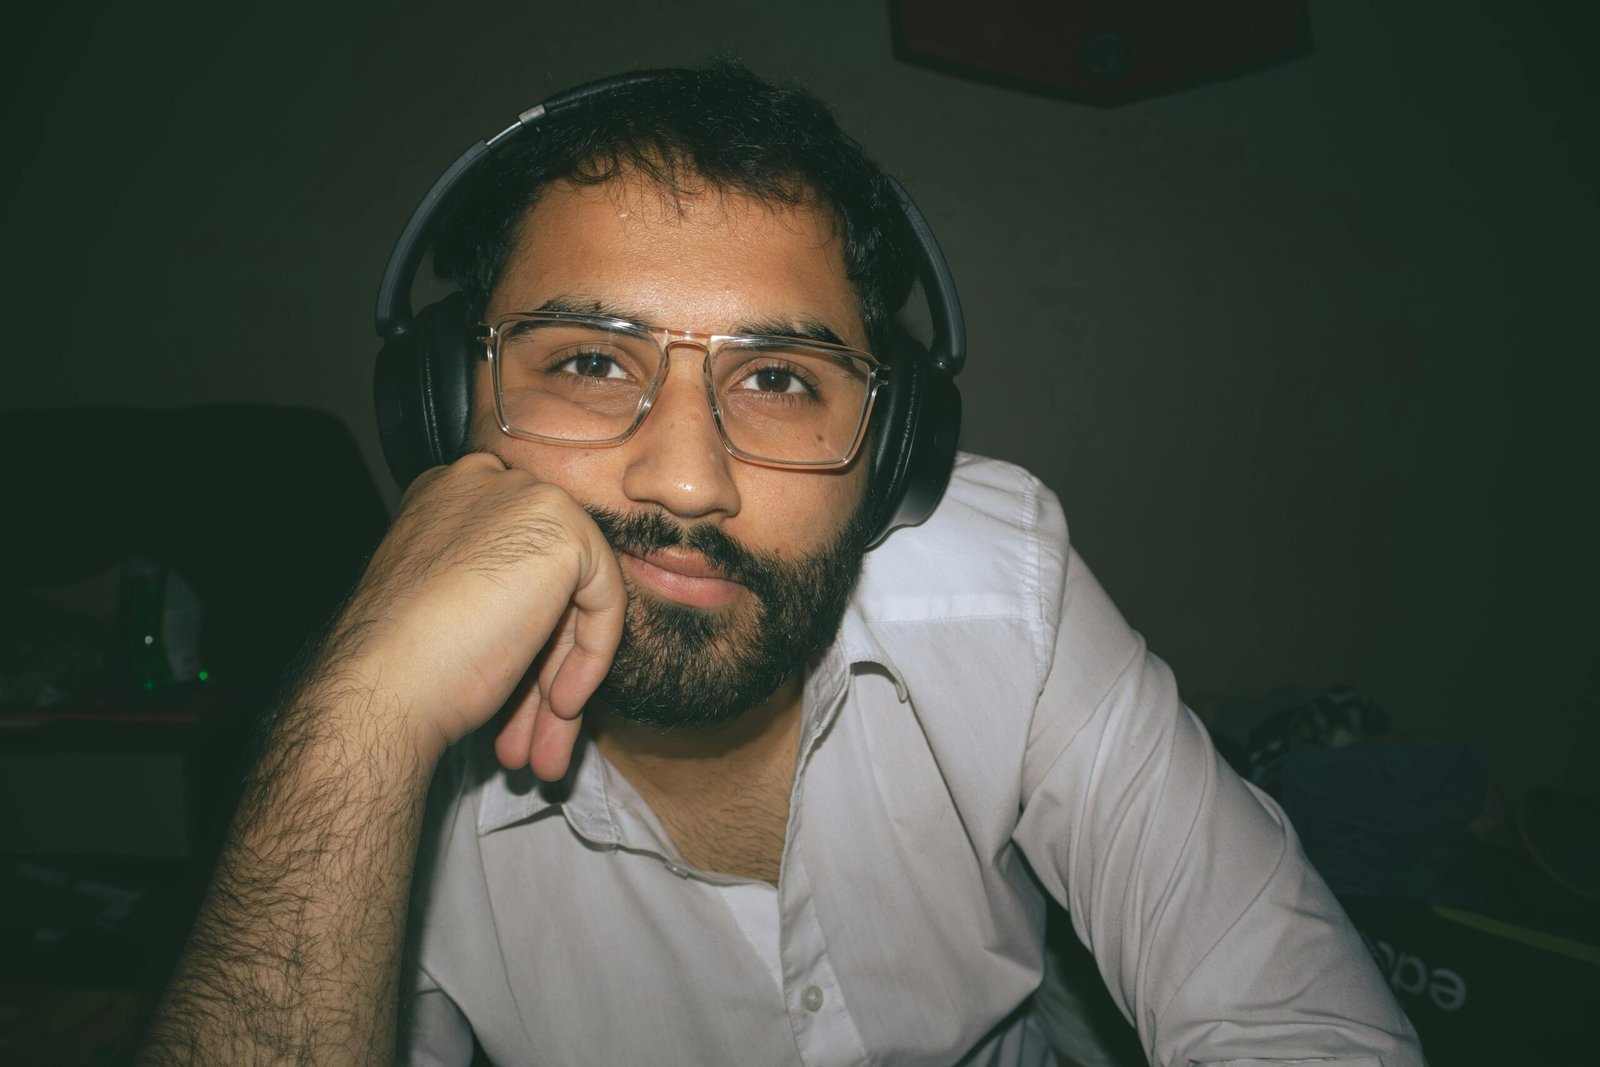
[481,311,888,469]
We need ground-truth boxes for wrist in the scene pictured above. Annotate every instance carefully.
[281,656,448,780]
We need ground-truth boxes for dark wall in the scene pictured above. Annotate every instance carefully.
[4,0,1595,799]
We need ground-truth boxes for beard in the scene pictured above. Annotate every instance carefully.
[585,492,874,730]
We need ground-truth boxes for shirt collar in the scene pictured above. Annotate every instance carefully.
[473,598,907,839]
[473,730,617,838]
[810,599,907,707]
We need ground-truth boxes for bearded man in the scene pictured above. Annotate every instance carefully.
[139,64,1423,1066]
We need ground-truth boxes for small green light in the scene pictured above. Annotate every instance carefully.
[141,680,156,691]
[198,670,210,682]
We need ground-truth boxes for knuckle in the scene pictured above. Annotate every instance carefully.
[391,454,594,575]
[397,466,441,504]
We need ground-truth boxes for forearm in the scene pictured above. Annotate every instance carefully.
[138,669,438,1065]
[133,458,625,1063]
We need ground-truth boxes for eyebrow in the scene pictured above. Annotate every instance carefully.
[532,296,850,348]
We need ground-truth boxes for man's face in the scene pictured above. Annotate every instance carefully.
[472,173,874,728]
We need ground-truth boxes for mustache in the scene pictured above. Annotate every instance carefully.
[463,446,864,605]
[584,505,780,595]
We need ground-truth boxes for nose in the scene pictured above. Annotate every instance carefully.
[619,346,741,522]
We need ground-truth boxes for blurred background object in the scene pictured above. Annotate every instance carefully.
[0,404,386,1064]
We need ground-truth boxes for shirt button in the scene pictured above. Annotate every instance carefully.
[801,984,824,1012]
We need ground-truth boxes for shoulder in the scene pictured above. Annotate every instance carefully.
[856,452,1068,627]
[852,453,1140,709]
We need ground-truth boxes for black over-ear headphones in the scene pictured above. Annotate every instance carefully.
[374,70,964,547]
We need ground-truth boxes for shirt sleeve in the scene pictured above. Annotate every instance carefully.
[1011,545,1426,1066]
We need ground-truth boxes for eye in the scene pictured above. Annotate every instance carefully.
[734,363,816,397]
[553,349,627,379]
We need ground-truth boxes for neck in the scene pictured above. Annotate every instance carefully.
[588,673,805,795]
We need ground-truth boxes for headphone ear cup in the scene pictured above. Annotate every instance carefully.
[866,324,961,547]
[890,364,960,536]
[373,291,478,489]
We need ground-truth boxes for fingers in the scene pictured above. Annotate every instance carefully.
[492,676,586,783]
[493,521,625,780]
[540,518,628,720]
[346,454,628,769]
[528,705,585,783]
[547,598,627,723]
[495,607,578,773]
[492,672,541,770]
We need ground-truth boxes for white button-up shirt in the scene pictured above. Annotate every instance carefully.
[401,454,1423,1066]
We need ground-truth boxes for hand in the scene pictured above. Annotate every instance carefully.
[326,452,625,779]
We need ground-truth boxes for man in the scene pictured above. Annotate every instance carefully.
[140,64,1423,1065]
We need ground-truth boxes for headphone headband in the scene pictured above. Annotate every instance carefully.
[375,73,965,373]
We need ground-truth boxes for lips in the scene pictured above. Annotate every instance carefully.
[619,548,747,609]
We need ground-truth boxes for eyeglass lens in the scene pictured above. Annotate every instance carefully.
[495,319,874,465]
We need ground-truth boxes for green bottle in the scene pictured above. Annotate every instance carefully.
[120,554,176,693]
[118,555,207,694]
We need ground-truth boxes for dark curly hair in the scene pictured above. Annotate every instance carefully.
[431,61,919,357]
